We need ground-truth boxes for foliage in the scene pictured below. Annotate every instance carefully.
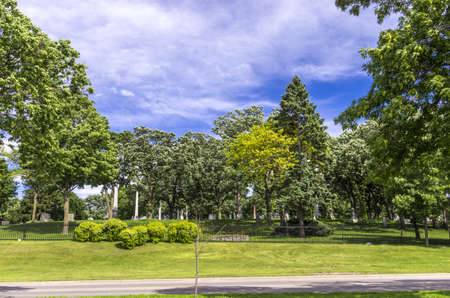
[85,194,107,220]
[272,75,330,232]
[274,220,334,237]
[118,228,137,250]
[101,218,127,241]
[167,220,199,243]
[147,221,167,244]
[335,0,412,23]
[74,221,103,242]
[131,225,148,246]
[0,158,16,217]
[336,0,449,175]
[226,124,297,224]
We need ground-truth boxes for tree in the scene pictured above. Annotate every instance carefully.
[226,124,296,225]
[213,106,264,219]
[0,0,95,142]
[335,0,412,23]
[0,158,16,217]
[128,128,176,218]
[19,106,118,234]
[85,194,107,220]
[273,76,329,236]
[336,0,449,175]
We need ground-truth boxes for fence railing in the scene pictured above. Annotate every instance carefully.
[0,224,448,245]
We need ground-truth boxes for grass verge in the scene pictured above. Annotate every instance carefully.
[1,241,449,282]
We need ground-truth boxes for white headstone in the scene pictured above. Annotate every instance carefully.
[40,213,51,222]
[68,213,75,221]
[1,221,9,226]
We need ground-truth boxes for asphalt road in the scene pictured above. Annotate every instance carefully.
[1,274,450,297]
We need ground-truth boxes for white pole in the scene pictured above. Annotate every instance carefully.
[134,190,139,220]
[158,201,162,220]
[112,185,119,218]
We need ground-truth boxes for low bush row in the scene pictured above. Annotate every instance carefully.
[74,219,199,249]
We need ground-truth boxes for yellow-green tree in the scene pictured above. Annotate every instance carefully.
[226,124,296,225]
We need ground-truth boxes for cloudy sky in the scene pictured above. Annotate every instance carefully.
[15,0,397,197]
[17,0,397,137]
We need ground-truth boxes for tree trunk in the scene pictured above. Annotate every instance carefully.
[445,208,450,240]
[147,178,153,219]
[413,218,421,240]
[399,215,406,230]
[105,187,112,219]
[264,174,272,225]
[31,191,38,222]
[297,204,306,238]
[218,195,224,220]
[236,189,242,219]
[424,219,429,247]
[63,191,70,235]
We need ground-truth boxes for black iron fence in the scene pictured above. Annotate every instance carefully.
[0,223,448,245]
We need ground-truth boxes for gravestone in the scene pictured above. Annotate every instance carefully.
[208,214,216,220]
[68,213,75,221]
[1,221,9,226]
[40,213,51,222]
[382,217,388,227]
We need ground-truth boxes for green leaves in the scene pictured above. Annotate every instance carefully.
[226,124,296,187]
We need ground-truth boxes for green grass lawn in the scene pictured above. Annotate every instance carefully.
[1,240,449,282]
[48,291,450,298]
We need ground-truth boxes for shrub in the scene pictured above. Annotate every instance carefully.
[131,225,148,246]
[101,218,127,241]
[74,222,103,242]
[118,228,137,249]
[147,221,167,244]
[274,220,333,237]
[167,221,198,243]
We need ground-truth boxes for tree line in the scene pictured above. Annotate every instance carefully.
[0,0,448,245]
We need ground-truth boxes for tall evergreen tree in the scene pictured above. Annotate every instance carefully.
[273,76,329,237]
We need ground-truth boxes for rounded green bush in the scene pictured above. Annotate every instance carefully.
[101,218,127,241]
[147,221,167,244]
[167,221,198,243]
[131,225,148,246]
[118,228,137,249]
[74,221,103,242]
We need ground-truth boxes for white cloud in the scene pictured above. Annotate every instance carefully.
[324,120,343,137]
[74,185,103,199]
[120,89,135,97]
[17,0,397,130]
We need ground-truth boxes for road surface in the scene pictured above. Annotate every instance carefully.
[1,274,449,297]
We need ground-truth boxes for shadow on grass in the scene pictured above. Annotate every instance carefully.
[155,279,450,295]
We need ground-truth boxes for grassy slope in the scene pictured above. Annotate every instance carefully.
[1,241,449,282]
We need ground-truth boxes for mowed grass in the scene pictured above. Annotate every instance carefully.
[49,292,450,298]
[1,240,449,282]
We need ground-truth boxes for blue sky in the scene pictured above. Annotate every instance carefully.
[15,0,397,197]
[17,0,397,138]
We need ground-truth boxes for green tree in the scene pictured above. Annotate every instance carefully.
[213,106,264,218]
[0,158,16,217]
[335,0,412,23]
[226,124,296,225]
[127,128,177,218]
[273,76,329,236]
[336,0,449,174]
[19,107,118,234]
